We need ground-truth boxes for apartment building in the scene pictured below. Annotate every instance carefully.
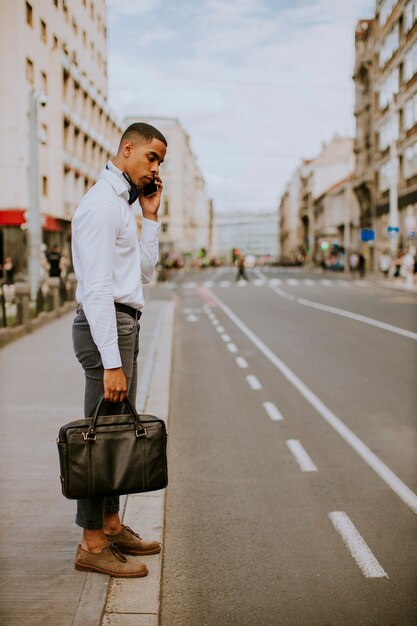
[125,116,214,260]
[279,136,359,263]
[0,0,122,273]
[354,0,417,268]
[216,211,279,262]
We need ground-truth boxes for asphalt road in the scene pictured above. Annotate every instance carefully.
[160,267,417,626]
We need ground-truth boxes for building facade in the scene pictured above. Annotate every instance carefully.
[354,0,417,268]
[217,211,279,262]
[125,116,214,260]
[0,0,122,274]
[279,136,359,263]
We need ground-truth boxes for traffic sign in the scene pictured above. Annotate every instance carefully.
[361,228,375,242]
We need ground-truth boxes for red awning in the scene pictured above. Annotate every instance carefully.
[43,215,62,232]
[0,210,64,231]
[0,209,25,226]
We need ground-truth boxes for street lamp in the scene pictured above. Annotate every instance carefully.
[27,89,47,301]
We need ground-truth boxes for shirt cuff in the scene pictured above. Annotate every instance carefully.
[141,217,160,240]
[99,343,122,370]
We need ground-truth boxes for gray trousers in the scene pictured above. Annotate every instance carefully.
[72,308,140,529]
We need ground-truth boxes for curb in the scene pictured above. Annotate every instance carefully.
[101,300,175,626]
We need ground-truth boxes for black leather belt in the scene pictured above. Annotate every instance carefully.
[115,302,142,321]
[76,302,142,321]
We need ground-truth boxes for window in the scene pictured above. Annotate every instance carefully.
[379,0,396,26]
[72,17,78,35]
[42,176,49,196]
[40,71,48,94]
[403,93,417,130]
[378,68,399,108]
[53,0,58,7]
[379,24,399,67]
[26,58,34,85]
[405,0,417,31]
[40,19,47,43]
[52,34,58,48]
[161,223,169,233]
[404,40,417,81]
[26,2,33,27]
[378,160,393,191]
[163,197,170,215]
[378,114,399,149]
[90,2,94,20]
[403,141,417,178]
[82,30,87,46]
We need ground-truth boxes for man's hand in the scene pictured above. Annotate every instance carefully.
[139,175,163,221]
[104,367,127,403]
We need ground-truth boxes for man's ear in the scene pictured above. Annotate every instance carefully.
[122,140,134,158]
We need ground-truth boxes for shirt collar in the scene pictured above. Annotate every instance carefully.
[99,161,130,203]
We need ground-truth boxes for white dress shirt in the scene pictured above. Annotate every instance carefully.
[72,162,160,369]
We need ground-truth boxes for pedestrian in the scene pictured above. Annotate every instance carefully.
[47,244,62,277]
[349,251,359,278]
[71,122,167,577]
[3,256,15,285]
[378,251,391,278]
[235,254,249,281]
[358,253,366,279]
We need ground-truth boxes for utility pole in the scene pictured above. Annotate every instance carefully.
[27,89,42,301]
[389,98,399,256]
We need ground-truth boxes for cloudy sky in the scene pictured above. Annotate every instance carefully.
[107,0,375,213]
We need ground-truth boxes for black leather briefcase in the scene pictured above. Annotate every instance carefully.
[57,395,168,499]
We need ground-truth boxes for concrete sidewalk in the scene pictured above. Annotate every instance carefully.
[0,293,175,626]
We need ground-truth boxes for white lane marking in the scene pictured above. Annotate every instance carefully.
[237,279,248,286]
[220,281,230,287]
[286,440,318,472]
[354,280,368,287]
[216,326,225,333]
[336,280,350,287]
[203,280,214,288]
[246,375,262,390]
[236,356,249,368]
[208,289,417,514]
[295,296,417,341]
[212,319,219,326]
[263,401,283,421]
[186,315,199,322]
[319,279,332,286]
[183,282,197,289]
[329,512,388,578]
[286,279,299,286]
[165,282,176,289]
[302,279,316,286]
[268,278,282,286]
[253,279,266,286]
[227,343,238,353]
[221,334,231,342]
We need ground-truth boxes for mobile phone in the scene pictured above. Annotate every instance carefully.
[142,180,158,197]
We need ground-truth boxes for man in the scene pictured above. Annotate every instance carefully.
[71,122,167,577]
[47,244,62,277]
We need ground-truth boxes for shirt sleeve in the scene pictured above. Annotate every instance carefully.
[75,200,122,369]
[140,218,161,284]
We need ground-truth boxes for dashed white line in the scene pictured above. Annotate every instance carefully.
[302,279,316,286]
[216,326,225,333]
[286,439,318,472]
[263,402,283,421]
[203,281,214,288]
[186,315,199,322]
[184,281,198,289]
[268,278,282,286]
[221,334,231,342]
[219,281,231,287]
[329,512,388,578]
[246,375,262,390]
[208,289,417,515]
[227,343,238,353]
[212,320,219,326]
[319,279,332,286]
[253,279,266,286]
[286,279,299,286]
[236,357,249,368]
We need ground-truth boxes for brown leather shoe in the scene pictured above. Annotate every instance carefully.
[104,524,161,555]
[75,543,148,577]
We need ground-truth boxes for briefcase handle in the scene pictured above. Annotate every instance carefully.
[87,394,147,439]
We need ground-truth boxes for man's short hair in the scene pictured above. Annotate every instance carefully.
[119,122,167,151]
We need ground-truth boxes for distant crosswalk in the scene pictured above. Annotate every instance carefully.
[179,278,369,289]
